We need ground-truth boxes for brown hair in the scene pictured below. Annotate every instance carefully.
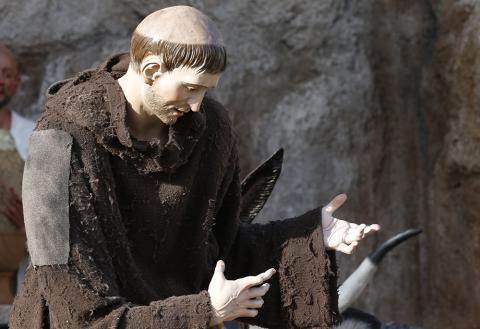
[130,30,227,73]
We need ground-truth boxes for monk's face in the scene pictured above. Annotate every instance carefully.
[142,66,221,125]
[0,51,19,108]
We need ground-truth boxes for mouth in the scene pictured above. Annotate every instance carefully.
[173,109,184,117]
[170,107,190,117]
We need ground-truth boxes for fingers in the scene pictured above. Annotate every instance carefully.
[212,260,226,281]
[2,189,23,215]
[236,308,258,318]
[10,196,23,210]
[242,268,275,288]
[364,224,381,235]
[215,260,225,271]
[240,297,264,309]
[1,204,24,229]
[343,224,366,244]
[346,223,380,243]
[335,241,358,254]
[339,220,381,240]
[6,200,22,217]
[331,222,380,254]
[9,187,21,201]
[245,283,270,299]
[323,194,347,214]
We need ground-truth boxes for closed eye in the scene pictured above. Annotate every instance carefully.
[183,83,209,92]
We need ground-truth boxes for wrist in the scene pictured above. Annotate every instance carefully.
[209,311,223,326]
[208,292,223,326]
[322,216,336,231]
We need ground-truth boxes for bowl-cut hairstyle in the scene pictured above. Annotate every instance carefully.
[129,30,227,74]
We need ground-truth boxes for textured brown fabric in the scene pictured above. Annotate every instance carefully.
[10,53,340,329]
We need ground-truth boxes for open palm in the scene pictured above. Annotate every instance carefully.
[322,194,380,254]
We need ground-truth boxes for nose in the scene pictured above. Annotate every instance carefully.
[188,93,205,112]
[185,90,206,113]
[189,101,201,112]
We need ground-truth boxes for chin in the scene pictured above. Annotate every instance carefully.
[158,116,178,126]
[0,96,11,108]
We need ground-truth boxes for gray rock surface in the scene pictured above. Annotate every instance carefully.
[0,0,478,328]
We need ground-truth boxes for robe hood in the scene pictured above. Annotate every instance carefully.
[45,53,207,174]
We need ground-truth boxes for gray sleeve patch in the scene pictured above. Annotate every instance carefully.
[23,129,73,266]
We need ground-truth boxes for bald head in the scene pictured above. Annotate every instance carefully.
[129,6,226,74]
[119,7,226,128]
[136,5,223,46]
[0,45,18,74]
[0,45,20,109]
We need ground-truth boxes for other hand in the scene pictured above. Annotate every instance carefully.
[208,260,275,326]
[322,194,380,254]
[0,186,25,232]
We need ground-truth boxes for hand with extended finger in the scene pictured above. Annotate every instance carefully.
[208,260,276,326]
[322,194,380,254]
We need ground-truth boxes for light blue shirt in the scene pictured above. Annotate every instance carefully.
[10,111,36,161]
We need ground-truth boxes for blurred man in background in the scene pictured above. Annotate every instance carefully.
[0,45,35,161]
[0,44,35,305]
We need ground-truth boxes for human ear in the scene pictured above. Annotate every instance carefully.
[140,56,166,85]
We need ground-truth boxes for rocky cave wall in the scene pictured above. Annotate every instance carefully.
[1,0,479,328]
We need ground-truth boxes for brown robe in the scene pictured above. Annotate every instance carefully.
[10,54,340,329]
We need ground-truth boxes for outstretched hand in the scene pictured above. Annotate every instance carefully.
[208,260,275,326]
[322,194,380,254]
[0,186,25,232]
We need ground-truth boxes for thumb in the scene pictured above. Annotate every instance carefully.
[324,193,347,214]
[212,260,226,281]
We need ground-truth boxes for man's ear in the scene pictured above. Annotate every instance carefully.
[140,57,165,85]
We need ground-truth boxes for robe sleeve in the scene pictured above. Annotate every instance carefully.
[11,129,213,329]
[213,147,340,329]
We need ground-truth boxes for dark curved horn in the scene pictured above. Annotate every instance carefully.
[338,228,422,312]
[338,308,382,329]
[240,148,284,224]
[368,228,422,264]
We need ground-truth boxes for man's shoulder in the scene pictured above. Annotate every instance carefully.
[45,69,109,114]
[39,69,112,135]
[201,96,237,156]
[202,96,233,132]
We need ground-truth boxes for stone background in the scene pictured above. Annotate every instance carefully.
[1,0,479,328]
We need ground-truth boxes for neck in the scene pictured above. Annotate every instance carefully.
[118,68,143,113]
[0,107,11,131]
[118,68,168,142]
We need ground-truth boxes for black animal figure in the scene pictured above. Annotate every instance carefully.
[338,229,423,312]
[337,308,382,329]
[335,308,424,329]
[334,229,423,329]
[239,148,284,224]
